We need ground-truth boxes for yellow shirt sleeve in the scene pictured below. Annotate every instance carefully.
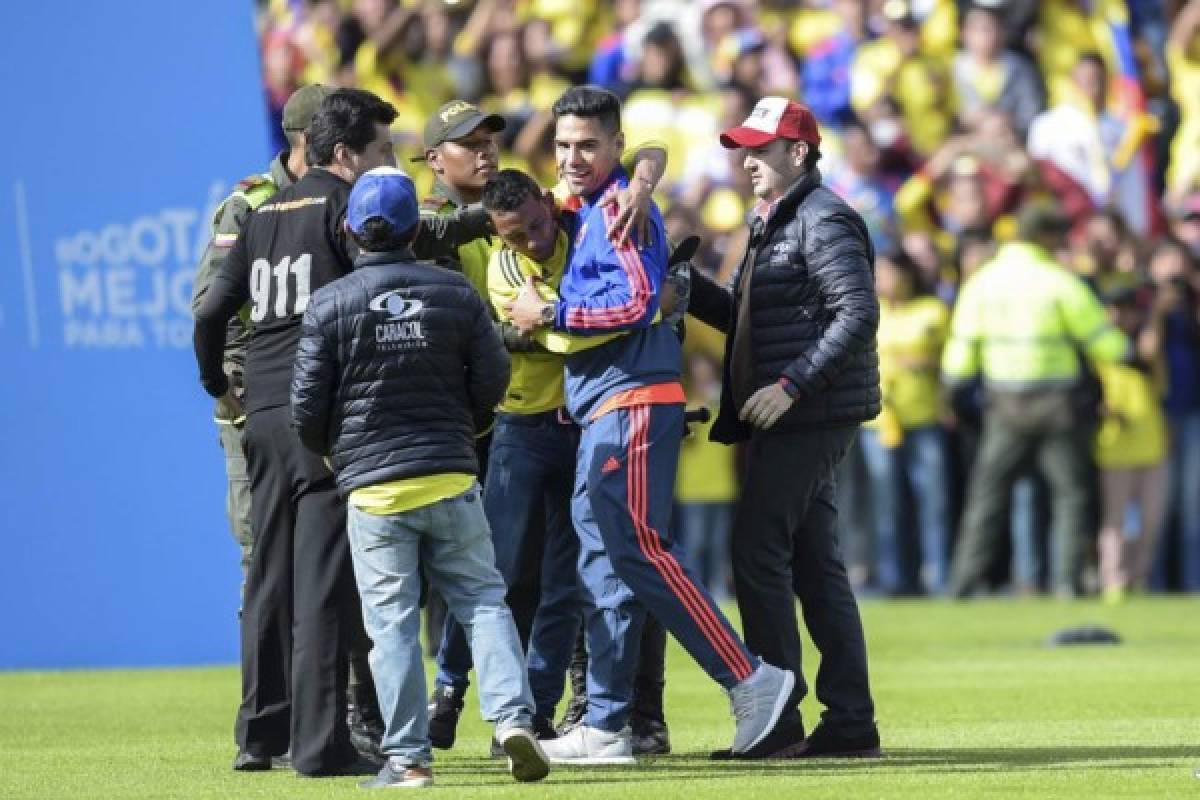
[621,139,669,174]
[486,244,619,355]
[895,172,937,234]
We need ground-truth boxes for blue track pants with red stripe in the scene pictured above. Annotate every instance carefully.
[572,402,758,732]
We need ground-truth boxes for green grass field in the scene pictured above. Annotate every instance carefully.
[2,598,1196,799]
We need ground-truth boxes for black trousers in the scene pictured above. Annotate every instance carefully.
[235,405,360,775]
[732,425,875,735]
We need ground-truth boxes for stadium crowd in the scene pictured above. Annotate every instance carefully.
[252,0,1200,601]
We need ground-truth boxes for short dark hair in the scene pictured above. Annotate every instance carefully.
[349,216,417,253]
[306,88,398,167]
[551,86,623,135]
[482,169,543,213]
[802,144,823,171]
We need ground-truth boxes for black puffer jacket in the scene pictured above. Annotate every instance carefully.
[291,249,510,495]
[689,169,880,443]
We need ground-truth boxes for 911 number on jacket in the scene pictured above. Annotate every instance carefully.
[249,254,312,322]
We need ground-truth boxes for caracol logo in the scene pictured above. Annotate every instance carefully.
[368,290,424,321]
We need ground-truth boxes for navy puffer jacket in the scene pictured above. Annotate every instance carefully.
[290,248,509,494]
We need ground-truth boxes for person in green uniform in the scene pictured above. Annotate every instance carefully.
[942,204,1130,597]
[192,83,330,594]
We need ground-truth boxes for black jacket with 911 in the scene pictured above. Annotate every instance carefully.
[290,248,510,495]
[689,168,881,443]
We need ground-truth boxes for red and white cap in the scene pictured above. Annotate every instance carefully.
[719,96,822,149]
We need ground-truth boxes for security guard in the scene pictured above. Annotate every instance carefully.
[942,204,1129,597]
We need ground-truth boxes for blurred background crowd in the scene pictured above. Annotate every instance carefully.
[255,0,1200,600]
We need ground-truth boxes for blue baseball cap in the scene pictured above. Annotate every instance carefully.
[346,167,419,237]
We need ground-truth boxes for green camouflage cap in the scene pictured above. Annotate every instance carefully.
[1017,201,1073,241]
[282,84,333,133]
[420,100,505,152]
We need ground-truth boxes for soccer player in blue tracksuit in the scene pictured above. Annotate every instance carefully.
[507,86,795,764]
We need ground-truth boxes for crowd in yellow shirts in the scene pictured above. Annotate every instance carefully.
[257,0,1200,597]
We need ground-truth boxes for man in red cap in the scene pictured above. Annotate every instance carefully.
[689,96,883,759]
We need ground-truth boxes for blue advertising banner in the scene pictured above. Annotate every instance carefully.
[0,4,272,668]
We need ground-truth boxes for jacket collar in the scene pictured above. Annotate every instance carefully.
[354,247,417,268]
[429,179,468,210]
[306,167,353,189]
[749,167,823,232]
[581,166,629,211]
[270,149,298,189]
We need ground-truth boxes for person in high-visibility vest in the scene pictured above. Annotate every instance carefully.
[942,203,1129,598]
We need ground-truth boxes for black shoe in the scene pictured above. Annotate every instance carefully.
[299,754,382,778]
[271,751,292,769]
[709,717,806,760]
[232,750,273,771]
[348,702,385,761]
[427,685,465,750]
[800,722,882,758]
[631,716,670,756]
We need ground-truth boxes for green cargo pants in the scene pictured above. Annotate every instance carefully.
[217,420,254,586]
[950,417,1095,597]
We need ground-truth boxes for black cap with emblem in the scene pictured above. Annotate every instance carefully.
[410,100,506,162]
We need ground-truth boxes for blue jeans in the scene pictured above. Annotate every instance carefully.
[347,486,534,766]
[435,412,581,719]
[1154,410,1200,590]
[859,425,952,594]
[676,502,734,600]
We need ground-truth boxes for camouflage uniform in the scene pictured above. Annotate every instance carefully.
[191,153,293,590]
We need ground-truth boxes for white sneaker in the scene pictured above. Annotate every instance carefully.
[728,663,796,754]
[539,724,637,766]
[497,727,551,783]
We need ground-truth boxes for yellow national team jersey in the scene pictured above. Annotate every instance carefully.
[456,235,493,299]
[869,295,950,431]
[1095,363,1167,469]
[349,473,476,516]
[675,413,738,504]
[487,231,617,414]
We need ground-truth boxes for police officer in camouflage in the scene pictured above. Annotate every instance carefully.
[192,84,330,589]
[191,84,385,769]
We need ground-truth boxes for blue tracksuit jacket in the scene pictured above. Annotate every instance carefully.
[552,168,681,422]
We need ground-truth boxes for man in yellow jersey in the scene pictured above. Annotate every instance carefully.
[486,167,694,755]
[291,168,549,789]
[479,169,618,742]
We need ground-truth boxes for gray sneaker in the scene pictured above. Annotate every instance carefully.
[728,663,796,754]
[498,727,551,782]
[540,724,637,766]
